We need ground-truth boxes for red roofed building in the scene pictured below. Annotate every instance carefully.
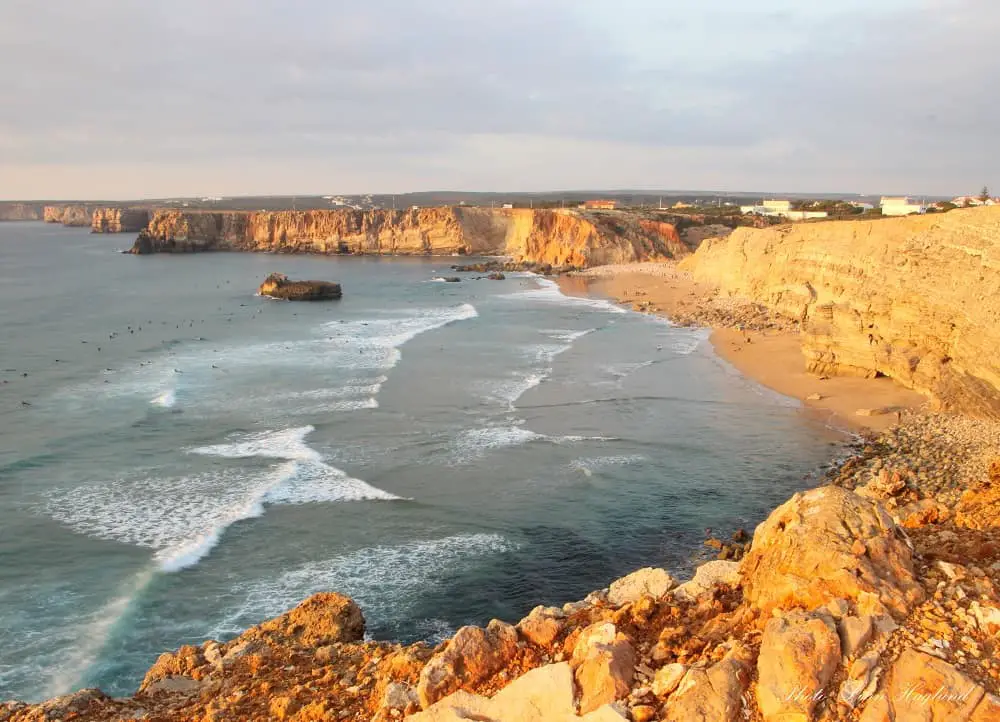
[582,199,618,210]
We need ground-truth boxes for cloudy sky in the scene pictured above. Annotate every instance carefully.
[0,0,996,199]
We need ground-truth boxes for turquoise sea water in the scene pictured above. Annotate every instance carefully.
[0,222,841,701]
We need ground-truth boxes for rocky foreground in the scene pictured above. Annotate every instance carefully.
[4,411,999,722]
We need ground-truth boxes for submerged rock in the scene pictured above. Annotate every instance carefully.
[257,272,342,300]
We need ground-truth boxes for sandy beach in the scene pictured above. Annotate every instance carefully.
[559,263,927,432]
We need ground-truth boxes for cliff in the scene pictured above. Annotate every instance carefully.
[5,410,1000,721]
[43,205,93,227]
[128,208,687,267]
[682,206,1000,417]
[0,203,42,221]
[91,208,150,234]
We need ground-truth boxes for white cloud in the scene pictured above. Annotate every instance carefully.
[0,0,995,198]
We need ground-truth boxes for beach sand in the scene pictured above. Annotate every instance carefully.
[558,264,927,432]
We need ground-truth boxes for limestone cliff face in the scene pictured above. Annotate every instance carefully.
[0,203,41,221]
[682,207,1000,416]
[91,208,150,233]
[504,211,685,267]
[130,208,684,267]
[43,205,92,226]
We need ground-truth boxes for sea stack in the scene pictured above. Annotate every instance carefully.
[257,272,342,301]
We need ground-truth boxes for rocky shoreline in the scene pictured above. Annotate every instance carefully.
[5,413,998,721]
[5,211,1000,721]
[6,315,1000,721]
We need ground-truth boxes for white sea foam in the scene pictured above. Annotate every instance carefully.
[264,461,400,504]
[602,360,655,378]
[190,425,322,461]
[43,427,398,573]
[208,533,514,640]
[501,277,626,314]
[569,454,646,474]
[541,328,597,343]
[667,327,710,355]
[451,425,614,462]
[58,304,476,417]
[483,328,596,410]
[321,303,479,363]
[483,373,548,409]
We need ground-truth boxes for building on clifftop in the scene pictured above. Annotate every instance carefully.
[581,199,618,210]
[880,196,927,216]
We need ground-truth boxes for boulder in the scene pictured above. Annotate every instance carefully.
[756,611,841,721]
[571,622,636,714]
[838,615,875,660]
[410,663,630,721]
[857,648,998,721]
[652,663,687,697]
[893,499,950,528]
[382,681,419,712]
[663,643,753,722]
[517,605,565,647]
[258,272,342,300]
[249,592,364,647]
[607,567,675,606]
[418,619,519,708]
[856,469,907,500]
[672,560,740,602]
[741,486,924,617]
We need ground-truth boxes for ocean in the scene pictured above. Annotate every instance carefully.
[0,221,841,701]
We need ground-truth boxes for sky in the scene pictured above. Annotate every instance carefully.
[0,0,996,199]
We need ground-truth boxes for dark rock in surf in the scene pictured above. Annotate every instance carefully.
[257,273,342,301]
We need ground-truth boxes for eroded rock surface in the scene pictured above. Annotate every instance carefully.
[683,206,1000,416]
[128,207,688,267]
[741,485,924,617]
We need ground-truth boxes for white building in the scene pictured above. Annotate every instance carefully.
[880,197,926,216]
[762,199,791,213]
[741,199,827,220]
[849,201,875,211]
[951,196,997,207]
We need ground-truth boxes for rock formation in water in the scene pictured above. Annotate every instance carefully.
[682,206,1000,417]
[127,207,687,268]
[43,205,94,227]
[257,273,342,301]
[0,203,42,221]
[90,208,150,233]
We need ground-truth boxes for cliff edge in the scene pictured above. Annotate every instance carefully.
[91,208,150,234]
[682,206,1000,417]
[43,205,93,227]
[128,207,687,268]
